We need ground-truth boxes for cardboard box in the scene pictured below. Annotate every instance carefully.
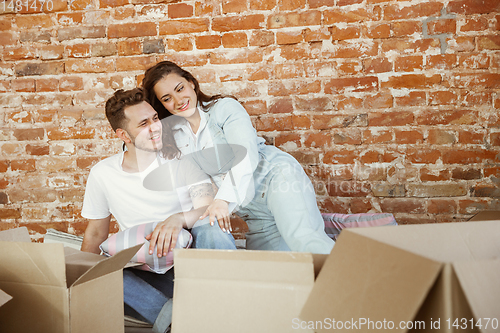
[0,289,12,308]
[172,249,316,333]
[300,220,500,333]
[469,211,500,221]
[0,227,142,333]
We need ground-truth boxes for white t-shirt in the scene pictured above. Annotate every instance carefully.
[81,152,209,231]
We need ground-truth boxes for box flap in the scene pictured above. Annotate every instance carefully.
[453,260,500,333]
[300,230,443,332]
[0,289,12,308]
[468,211,500,221]
[0,242,66,288]
[64,247,108,287]
[71,243,143,287]
[349,221,500,263]
[0,227,31,242]
[174,249,313,284]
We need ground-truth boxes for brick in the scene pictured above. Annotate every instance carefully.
[108,22,156,38]
[324,8,379,24]
[0,94,22,108]
[0,80,10,93]
[47,127,95,140]
[362,128,393,144]
[472,184,500,198]
[368,111,413,127]
[382,38,440,54]
[60,76,84,91]
[222,32,248,48]
[3,47,37,61]
[40,45,65,60]
[364,92,393,109]
[394,130,423,144]
[195,1,216,16]
[459,53,490,69]
[485,167,500,178]
[92,43,118,57]
[364,23,390,38]
[427,54,457,70]
[333,129,362,145]
[241,100,267,116]
[442,149,499,164]
[73,91,111,106]
[159,18,209,35]
[363,57,392,74]
[0,32,15,46]
[268,11,320,29]
[478,36,500,50]
[13,128,44,141]
[269,80,321,96]
[0,209,21,220]
[381,74,441,89]
[459,17,488,32]
[157,53,209,67]
[385,2,442,20]
[20,30,51,43]
[304,27,330,42]
[248,0,275,10]
[214,15,264,31]
[36,78,59,92]
[0,63,13,76]
[429,91,459,105]
[269,98,293,114]
[58,26,106,41]
[195,35,221,49]
[294,96,333,112]
[2,143,25,156]
[0,17,12,30]
[447,36,475,52]
[117,40,142,56]
[323,150,358,164]
[23,94,72,107]
[380,198,426,214]
[71,0,95,10]
[452,167,482,180]
[491,133,500,146]
[395,91,426,107]
[12,78,36,92]
[249,30,274,46]
[420,167,451,181]
[292,115,311,130]
[427,19,456,35]
[67,43,91,58]
[447,0,500,15]
[427,129,456,144]
[329,25,360,40]
[325,77,377,94]
[222,0,247,13]
[395,55,423,72]
[100,0,128,7]
[308,0,335,7]
[166,36,193,51]
[416,109,477,126]
[276,30,304,45]
[57,12,84,25]
[275,133,301,149]
[278,43,317,61]
[168,3,192,18]
[372,184,405,197]
[113,6,135,20]
[326,181,370,197]
[392,21,421,37]
[349,198,374,214]
[6,110,32,123]
[338,0,362,5]
[304,132,332,148]
[0,192,7,204]
[279,0,306,10]
[324,40,378,58]
[458,199,490,215]
[273,63,304,80]
[11,159,36,171]
[66,58,115,73]
[458,130,485,144]
[9,188,58,204]
[407,148,441,164]
[255,115,293,131]
[460,91,491,107]
[26,144,50,156]
[428,199,456,214]
[209,48,264,64]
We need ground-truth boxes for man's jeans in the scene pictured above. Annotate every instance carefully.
[123,219,236,331]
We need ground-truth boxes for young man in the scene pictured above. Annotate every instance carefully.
[80,88,235,333]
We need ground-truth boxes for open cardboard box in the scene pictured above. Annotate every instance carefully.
[172,249,317,333]
[300,219,500,333]
[0,227,142,333]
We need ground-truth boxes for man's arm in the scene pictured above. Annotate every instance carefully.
[81,216,111,254]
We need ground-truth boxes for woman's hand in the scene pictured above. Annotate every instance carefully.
[145,215,184,258]
[200,199,232,234]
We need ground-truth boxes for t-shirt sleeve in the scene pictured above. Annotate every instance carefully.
[81,168,111,220]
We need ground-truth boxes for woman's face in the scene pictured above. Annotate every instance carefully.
[153,73,198,119]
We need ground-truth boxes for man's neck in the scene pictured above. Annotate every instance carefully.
[122,145,158,173]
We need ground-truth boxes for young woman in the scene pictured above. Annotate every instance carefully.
[142,61,334,254]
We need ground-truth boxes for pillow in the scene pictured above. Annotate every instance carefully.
[322,213,398,241]
[100,222,193,274]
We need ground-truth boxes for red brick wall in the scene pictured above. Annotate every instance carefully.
[1,0,499,240]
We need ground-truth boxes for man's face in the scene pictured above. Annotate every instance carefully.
[122,101,162,152]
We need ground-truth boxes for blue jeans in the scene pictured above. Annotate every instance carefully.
[123,219,236,331]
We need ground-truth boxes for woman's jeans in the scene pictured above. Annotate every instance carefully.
[123,219,236,331]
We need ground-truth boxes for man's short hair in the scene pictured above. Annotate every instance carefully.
[105,88,146,131]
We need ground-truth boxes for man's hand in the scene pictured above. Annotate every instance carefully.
[199,199,231,234]
[145,215,184,258]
